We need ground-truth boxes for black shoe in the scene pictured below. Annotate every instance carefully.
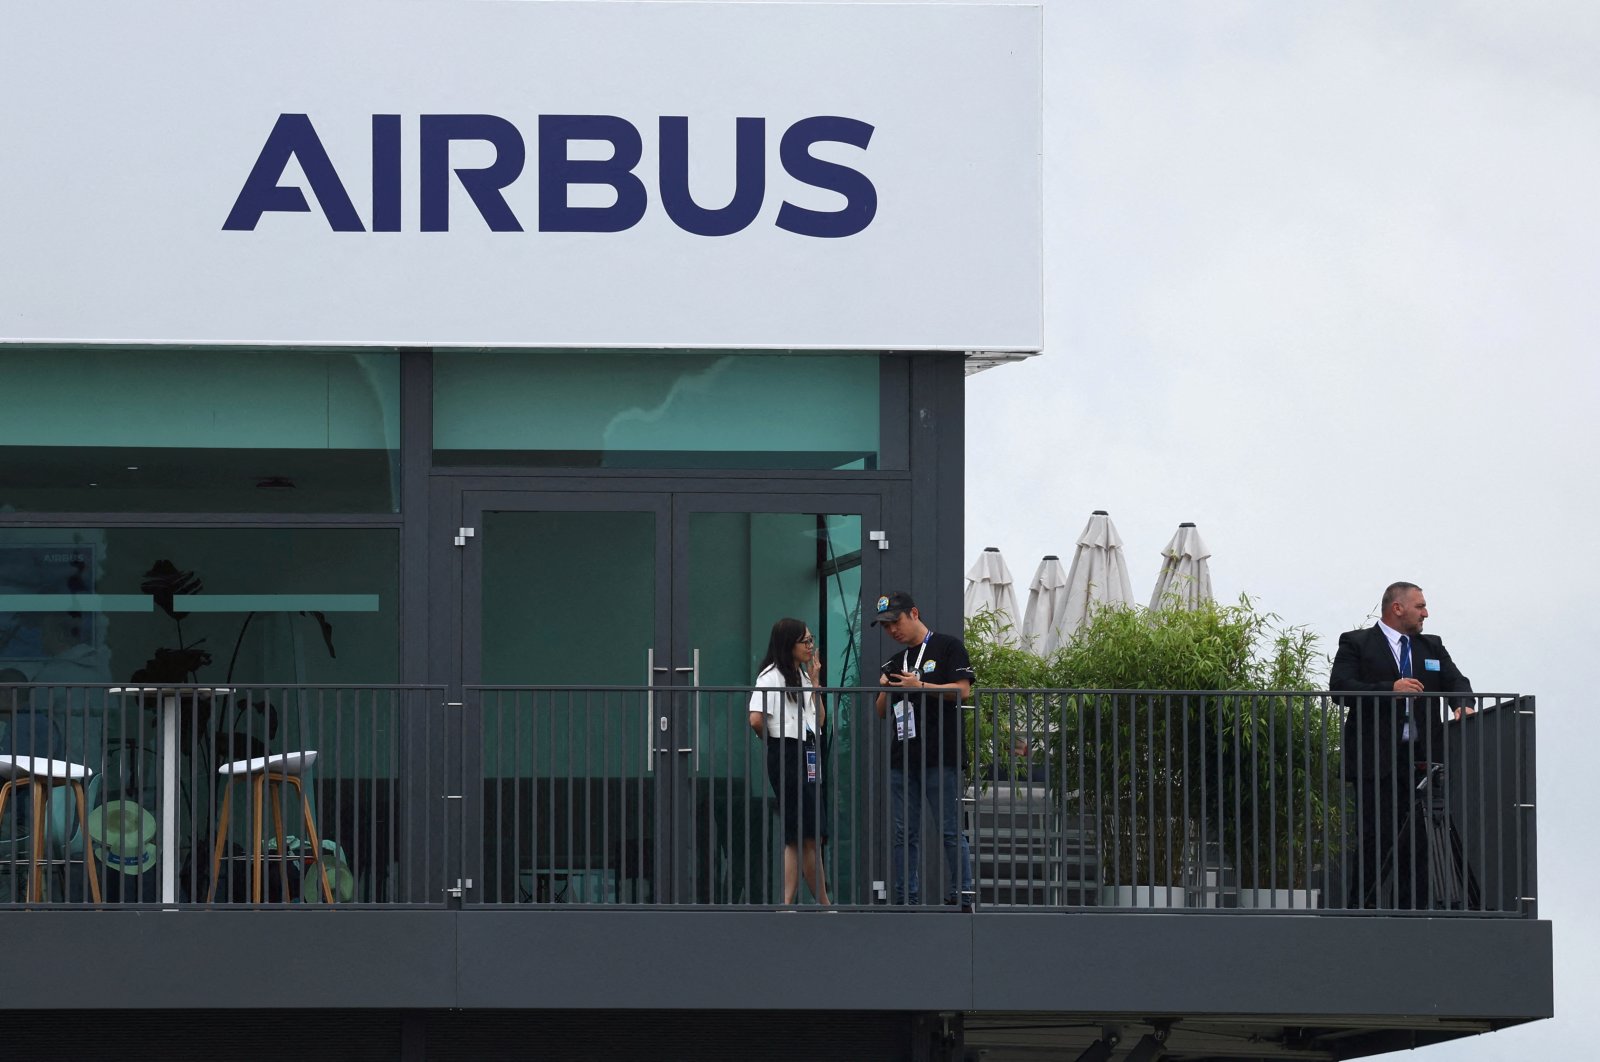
[960,903,975,913]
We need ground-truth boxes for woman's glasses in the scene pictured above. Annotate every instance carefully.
[797,635,816,645]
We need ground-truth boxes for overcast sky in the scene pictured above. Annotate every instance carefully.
[964,2,1596,1056]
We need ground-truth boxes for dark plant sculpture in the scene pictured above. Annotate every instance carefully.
[132,561,213,682]
[129,557,339,764]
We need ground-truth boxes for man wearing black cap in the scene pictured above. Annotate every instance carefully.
[872,591,976,910]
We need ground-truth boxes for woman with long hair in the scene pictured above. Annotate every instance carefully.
[747,617,831,905]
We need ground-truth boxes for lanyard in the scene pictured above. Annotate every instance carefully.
[902,632,932,677]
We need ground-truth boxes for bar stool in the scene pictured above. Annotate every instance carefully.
[0,755,103,903]
[206,750,334,903]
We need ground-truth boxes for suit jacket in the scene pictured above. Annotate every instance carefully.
[1330,624,1472,780]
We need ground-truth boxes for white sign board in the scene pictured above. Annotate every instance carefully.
[0,1,1041,351]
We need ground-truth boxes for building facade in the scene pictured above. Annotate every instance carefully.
[0,3,1549,1060]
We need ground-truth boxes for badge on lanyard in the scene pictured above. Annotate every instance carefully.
[891,635,930,742]
[893,700,917,741]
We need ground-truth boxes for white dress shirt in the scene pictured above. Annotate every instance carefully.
[1376,619,1408,673]
[748,665,819,741]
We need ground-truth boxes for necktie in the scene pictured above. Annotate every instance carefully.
[1399,635,1413,741]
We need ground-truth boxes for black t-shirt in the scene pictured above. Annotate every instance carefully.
[881,630,975,768]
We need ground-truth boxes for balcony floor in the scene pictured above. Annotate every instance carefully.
[0,907,1551,1060]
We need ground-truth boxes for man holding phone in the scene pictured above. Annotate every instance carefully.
[872,591,976,910]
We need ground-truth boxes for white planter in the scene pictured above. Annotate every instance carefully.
[1100,885,1188,908]
[1235,888,1320,910]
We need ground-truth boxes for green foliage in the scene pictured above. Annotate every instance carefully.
[964,596,1341,892]
[964,610,1059,786]
[965,609,1057,689]
[1054,595,1310,691]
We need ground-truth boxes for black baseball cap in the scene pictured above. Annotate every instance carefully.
[871,591,916,625]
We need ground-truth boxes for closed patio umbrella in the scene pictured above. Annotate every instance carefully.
[1149,522,1213,610]
[964,546,1021,646]
[1022,555,1071,655]
[1058,511,1135,637]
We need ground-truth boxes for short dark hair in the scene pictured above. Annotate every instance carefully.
[1381,582,1421,610]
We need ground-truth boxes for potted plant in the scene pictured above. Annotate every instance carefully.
[968,596,1340,908]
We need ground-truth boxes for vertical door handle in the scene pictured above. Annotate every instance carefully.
[673,648,701,770]
[646,649,672,773]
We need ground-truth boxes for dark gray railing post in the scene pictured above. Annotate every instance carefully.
[1518,695,1538,918]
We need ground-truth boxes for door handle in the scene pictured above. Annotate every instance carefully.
[649,649,700,771]
[674,649,700,770]
[646,649,672,772]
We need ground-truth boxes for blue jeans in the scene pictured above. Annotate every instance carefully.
[889,762,974,906]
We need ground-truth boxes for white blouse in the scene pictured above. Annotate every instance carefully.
[748,665,819,740]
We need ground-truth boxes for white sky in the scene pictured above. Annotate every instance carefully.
[965,2,1597,1057]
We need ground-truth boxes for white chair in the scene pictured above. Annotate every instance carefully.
[206,750,334,904]
[0,755,103,903]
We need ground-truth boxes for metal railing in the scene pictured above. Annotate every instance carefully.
[0,684,446,907]
[966,688,1534,915]
[0,684,1535,916]
[468,685,1536,916]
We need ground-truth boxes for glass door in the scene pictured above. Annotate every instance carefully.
[671,494,879,905]
[459,488,879,905]
[462,491,671,905]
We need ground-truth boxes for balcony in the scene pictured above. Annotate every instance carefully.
[0,684,1550,1058]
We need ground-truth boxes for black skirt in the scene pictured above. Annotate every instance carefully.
[765,736,828,844]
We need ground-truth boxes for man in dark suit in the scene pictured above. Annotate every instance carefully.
[1330,581,1474,909]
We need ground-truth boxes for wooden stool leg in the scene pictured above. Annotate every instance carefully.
[268,777,289,901]
[0,780,13,854]
[251,772,266,903]
[73,781,102,904]
[289,776,335,904]
[0,780,13,903]
[28,778,47,903]
[0,780,20,902]
[207,784,234,903]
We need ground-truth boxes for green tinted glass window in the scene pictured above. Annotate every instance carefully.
[0,526,400,686]
[0,348,400,512]
[434,351,878,469]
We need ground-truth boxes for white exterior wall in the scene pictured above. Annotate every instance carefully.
[0,1,1042,351]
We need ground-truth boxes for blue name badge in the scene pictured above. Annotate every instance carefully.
[1424,659,1441,672]
[805,747,819,783]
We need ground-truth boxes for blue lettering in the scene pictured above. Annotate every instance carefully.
[371,114,402,233]
[420,115,526,232]
[225,112,876,237]
[775,116,877,239]
[657,117,765,237]
[537,115,648,233]
[221,114,364,232]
